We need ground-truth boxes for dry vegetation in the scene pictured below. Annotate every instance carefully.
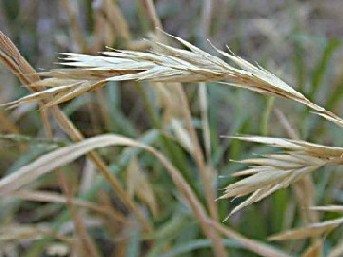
[0,1,342,257]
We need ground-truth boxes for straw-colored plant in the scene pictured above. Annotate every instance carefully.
[4,32,343,128]
[3,32,343,200]
[0,27,342,257]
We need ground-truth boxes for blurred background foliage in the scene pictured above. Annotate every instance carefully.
[0,0,342,256]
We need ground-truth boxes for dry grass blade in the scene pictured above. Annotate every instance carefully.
[144,10,223,255]
[127,158,157,217]
[212,221,292,257]
[6,33,343,128]
[199,82,211,160]
[310,205,343,213]
[101,0,131,43]
[0,134,226,254]
[170,119,193,151]
[0,135,141,195]
[0,134,292,257]
[327,239,343,257]
[60,0,87,52]
[1,30,100,257]
[0,223,53,240]
[0,31,151,232]
[6,189,126,222]
[269,218,343,240]
[0,32,39,85]
[301,240,322,257]
[219,136,343,218]
[0,110,19,134]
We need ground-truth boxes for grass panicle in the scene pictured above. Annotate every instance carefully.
[5,33,343,129]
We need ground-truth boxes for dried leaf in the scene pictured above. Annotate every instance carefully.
[0,135,144,195]
[310,205,343,213]
[301,240,323,257]
[0,224,52,240]
[127,158,157,216]
[269,218,343,240]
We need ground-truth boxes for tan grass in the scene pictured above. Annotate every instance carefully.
[1,27,342,256]
[141,9,222,252]
[269,217,343,240]
[7,189,126,222]
[310,205,343,213]
[126,157,158,217]
[0,30,152,234]
[60,0,87,52]
[0,134,291,257]
[219,136,343,217]
[301,240,323,257]
[4,33,343,128]
[3,31,343,220]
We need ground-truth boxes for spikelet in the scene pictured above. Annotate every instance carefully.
[4,33,342,128]
[219,136,343,218]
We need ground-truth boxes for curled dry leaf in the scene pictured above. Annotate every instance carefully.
[0,135,147,196]
[219,136,343,218]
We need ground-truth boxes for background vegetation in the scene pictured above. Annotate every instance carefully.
[0,0,342,256]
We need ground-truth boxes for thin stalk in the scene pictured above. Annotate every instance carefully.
[176,85,218,219]
[0,31,152,233]
[138,82,201,197]
[261,96,275,136]
[140,1,223,255]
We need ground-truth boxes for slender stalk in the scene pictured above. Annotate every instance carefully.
[0,31,152,233]
[140,2,222,255]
